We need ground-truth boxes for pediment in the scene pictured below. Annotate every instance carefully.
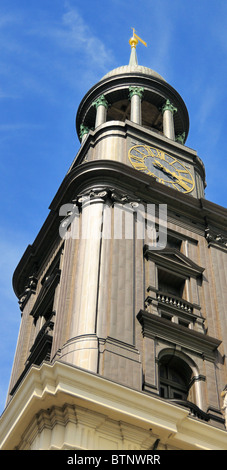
[143,245,204,278]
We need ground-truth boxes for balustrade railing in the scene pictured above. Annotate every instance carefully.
[156,291,193,313]
[170,399,210,421]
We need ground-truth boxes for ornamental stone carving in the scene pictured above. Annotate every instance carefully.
[205,227,227,250]
[18,275,38,312]
[59,186,142,241]
[128,86,144,100]
[79,124,90,141]
[175,132,185,144]
[161,99,177,115]
[92,94,110,110]
[75,187,141,207]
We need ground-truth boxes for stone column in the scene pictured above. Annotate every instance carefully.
[162,99,177,140]
[79,124,90,143]
[129,86,144,125]
[92,94,109,128]
[60,189,108,373]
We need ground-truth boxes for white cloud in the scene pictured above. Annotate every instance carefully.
[0,3,114,104]
[27,3,114,78]
[61,7,113,70]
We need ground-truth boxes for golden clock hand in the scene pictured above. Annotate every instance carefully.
[153,160,175,177]
[173,177,190,191]
[153,160,190,190]
[153,160,164,169]
[168,171,191,190]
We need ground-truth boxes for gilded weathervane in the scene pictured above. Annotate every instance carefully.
[129,28,147,49]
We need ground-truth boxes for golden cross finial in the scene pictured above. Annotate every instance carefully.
[129,28,147,48]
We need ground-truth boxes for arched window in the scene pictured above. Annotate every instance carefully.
[159,354,193,401]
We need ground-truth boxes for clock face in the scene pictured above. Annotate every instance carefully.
[128,145,195,194]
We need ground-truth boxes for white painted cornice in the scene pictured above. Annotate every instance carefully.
[0,361,226,450]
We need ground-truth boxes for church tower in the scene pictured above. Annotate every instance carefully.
[1,32,227,451]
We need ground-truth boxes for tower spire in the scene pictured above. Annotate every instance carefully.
[129,28,147,66]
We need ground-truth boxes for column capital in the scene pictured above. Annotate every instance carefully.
[92,94,109,110]
[162,99,177,115]
[79,124,90,140]
[74,186,142,208]
[175,132,185,144]
[128,86,144,100]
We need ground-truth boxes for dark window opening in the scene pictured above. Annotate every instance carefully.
[159,355,192,401]
[158,268,185,298]
[107,99,130,122]
[166,235,182,250]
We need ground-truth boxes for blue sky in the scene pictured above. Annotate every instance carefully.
[0,0,227,413]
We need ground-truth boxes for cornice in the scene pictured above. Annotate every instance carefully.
[137,309,221,361]
[1,361,226,450]
[143,245,204,278]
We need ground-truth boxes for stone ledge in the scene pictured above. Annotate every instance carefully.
[0,361,226,450]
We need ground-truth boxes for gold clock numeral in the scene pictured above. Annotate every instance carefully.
[177,175,193,184]
[133,162,148,171]
[130,155,147,172]
[174,179,191,191]
[130,155,144,163]
[132,147,149,158]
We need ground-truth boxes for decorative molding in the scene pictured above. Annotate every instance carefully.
[59,186,142,235]
[1,361,227,450]
[76,187,109,205]
[16,402,164,451]
[70,186,142,209]
[205,226,227,251]
[143,244,204,278]
[18,275,38,312]
[137,309,221,361]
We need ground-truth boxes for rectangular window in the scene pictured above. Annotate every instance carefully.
[158,268,185,297]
